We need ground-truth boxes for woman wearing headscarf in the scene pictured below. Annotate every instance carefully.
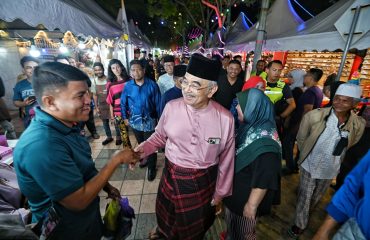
[223,88,282,240]
[242,76,266,91]
[287,69,305,103]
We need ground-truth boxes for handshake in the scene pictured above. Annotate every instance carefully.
[112,144,145,168]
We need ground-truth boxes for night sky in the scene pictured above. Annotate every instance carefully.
[96,0,339,48]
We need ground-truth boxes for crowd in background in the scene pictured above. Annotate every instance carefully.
[1,50,369,240]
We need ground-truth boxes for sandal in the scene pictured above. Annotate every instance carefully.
[148,226,165,240]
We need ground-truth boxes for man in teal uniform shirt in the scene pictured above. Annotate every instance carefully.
[13,62,139,239]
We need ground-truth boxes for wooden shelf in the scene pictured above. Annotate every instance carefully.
[283,51,355,86]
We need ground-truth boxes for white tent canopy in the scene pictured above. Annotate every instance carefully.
[226,0,370,52]
[0,0,123,38]
[225,0,304,51]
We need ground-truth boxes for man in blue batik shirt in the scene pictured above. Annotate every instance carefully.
[121,60,161,181]
[313,150,370,240]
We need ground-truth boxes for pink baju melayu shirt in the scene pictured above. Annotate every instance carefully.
[142,98,235,200]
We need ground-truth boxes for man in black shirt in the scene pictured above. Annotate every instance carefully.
[213,60,244,109]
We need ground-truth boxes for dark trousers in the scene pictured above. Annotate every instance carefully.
[132,129,157,170]
[102,119,120,138]
[80,109,97,134]
[283,129,299,171]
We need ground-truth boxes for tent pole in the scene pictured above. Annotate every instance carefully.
[336,5,361,82]
[121,0,131,70]
[252,0,269,73]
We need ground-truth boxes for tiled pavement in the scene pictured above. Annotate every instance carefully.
[10,114,334,240]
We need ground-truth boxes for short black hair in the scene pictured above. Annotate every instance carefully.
[233,55,242,60]
[93,62,104,72]
[54,54,69,63]
[32,62,90,106]
[324,73,337,87]
[267,60,283,69]
[257,59,266,65]
[20,56,39,68]
[307,68,323,82]
[228,60,242,67]
[223,55,230,59]
[130,59,144,69]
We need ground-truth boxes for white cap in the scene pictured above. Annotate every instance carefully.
[335,83,362,99]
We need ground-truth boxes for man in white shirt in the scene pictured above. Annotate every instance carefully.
[157,55,175,94]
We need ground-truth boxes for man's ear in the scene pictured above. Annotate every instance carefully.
[208,85,218,98]
[41,95,58,111]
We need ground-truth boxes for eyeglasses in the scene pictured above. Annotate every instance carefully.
[181,80,208,92]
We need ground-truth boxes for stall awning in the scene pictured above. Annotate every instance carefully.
[0,0,123,38]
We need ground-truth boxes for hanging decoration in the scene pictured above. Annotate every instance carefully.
[63,31,78,47]
[188,28,202,39]
[34,31,60,49]
[0,30,9,38]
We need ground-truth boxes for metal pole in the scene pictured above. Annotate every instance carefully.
[252,0,269,73]
[121,0,131,70]
[335,5,361,82]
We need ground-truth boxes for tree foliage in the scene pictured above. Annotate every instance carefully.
[147,0,257,46]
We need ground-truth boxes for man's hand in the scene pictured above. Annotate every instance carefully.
[24,97,35,106]
[134,143,146,159]
[211,198,223,215]
[243,202,257,220]
[123,119,129,126]
[112,148,140,165]
[104,184,121,200]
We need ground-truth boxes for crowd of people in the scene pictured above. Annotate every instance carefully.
[1,50,369,240]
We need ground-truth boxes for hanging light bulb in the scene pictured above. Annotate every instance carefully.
[29,45,40,57]
[93,44,99,52]
[59,44,68,54]
[78,42,86,49]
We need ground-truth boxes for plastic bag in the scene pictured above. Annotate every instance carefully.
[103,199,121,233]
[115,197,135,240]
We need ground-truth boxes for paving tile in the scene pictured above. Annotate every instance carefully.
[121,180,144,195]
[109,167,127,181]
[134,213,157,240]
[125,195,142,214]
[139,194,157,214]
[97,149,117,159]
[94,158,109,169]
[91,149,102,159]
[156,166,164,179]
[143,178,160,194]
[125,167,147,180]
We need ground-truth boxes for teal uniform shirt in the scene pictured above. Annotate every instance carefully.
[13,107,103,239]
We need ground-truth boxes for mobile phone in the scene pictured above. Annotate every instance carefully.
[26,96,36,102]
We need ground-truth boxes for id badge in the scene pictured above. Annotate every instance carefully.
[206,137,221,144]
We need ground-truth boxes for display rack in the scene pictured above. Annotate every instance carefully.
[360,49,370,98]
[283,51,355,85]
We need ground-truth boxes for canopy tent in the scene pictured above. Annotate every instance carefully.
[224,12,251,47]
[225,0,304,52]
[0,0,123,38]
[127,19,152,50]
[226,0,370,52]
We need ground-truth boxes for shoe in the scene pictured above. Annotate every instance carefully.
[287,225,303,239]
[92,133,100,139]
[147,168,157,181]
[116,139,122,145]
[102,138,113,145]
